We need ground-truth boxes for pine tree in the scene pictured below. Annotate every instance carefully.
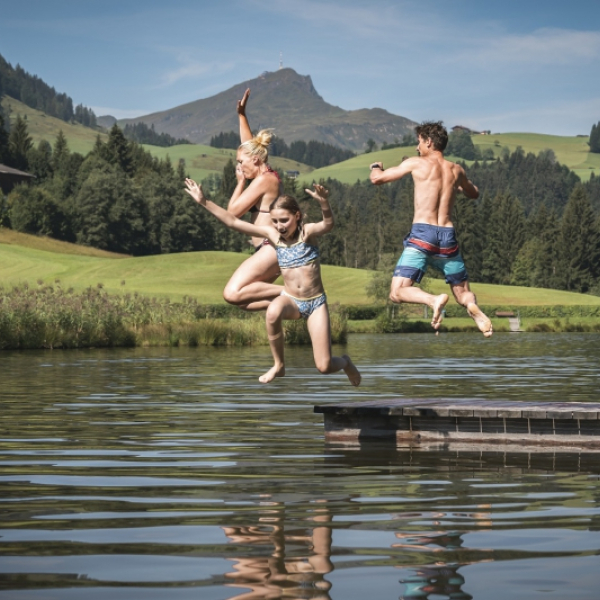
[589,122,600,153]
[8,115,33,171]
[0,114,9,164]
[481,193,526,284]
[106,124,133,174]
[559,185,600,292]
[52,130,70,174]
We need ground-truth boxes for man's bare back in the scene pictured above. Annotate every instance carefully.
[369,134,479,225]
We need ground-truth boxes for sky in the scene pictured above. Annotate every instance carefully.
[1,0,599,136]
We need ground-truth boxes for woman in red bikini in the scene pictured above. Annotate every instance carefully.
[222,89,283,311]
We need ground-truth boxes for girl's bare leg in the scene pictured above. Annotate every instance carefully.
[224,245,283,310]
[306,305,361,386]
[259,296,299,384]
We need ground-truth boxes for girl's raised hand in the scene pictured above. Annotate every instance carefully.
[305,183,329,204]
[184,178,206,205]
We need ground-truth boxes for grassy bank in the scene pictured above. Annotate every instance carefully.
[4,232,600,307]
[0,283,347,350]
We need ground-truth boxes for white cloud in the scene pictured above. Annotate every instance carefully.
[452,28,600,68]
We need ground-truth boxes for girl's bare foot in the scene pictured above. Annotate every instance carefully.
[342,355,361,387]
[259,364,285,384]
[467,303,493,338]
[431,293,449,330]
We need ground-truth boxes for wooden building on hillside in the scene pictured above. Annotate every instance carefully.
[0,164,35,195]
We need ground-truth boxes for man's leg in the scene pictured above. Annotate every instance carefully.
[450,280,493,337]
[389,276,449,330]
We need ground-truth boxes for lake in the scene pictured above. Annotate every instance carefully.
[1,332,599,599]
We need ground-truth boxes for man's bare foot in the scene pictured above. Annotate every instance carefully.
[467,303,493,338]
[431,293,449,330]
[342,355,361,387]
[259,364,285,383]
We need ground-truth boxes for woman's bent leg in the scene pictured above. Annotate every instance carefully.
[224,245,283,309]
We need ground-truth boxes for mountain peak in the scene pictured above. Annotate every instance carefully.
[121,68,416,152]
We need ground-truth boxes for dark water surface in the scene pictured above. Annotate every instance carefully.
[1,333,599,599]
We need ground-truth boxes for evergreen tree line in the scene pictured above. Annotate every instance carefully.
[1,122,214,255]
[0,53,96,127]
[590,121,600,153]
[2,119,600,294]
[123,122,191,147]
[210,130,355,168]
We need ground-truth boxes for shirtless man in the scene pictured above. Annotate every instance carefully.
[369,121,492,337]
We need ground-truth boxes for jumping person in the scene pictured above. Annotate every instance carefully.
[222,88,283,311]
[185,179,361,386]
[369,121,492,337]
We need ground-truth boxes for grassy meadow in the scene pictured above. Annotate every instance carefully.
[3,228,600,309]
[2,229,600,348]
[301,133,599,186]
[2,97,108,156]
[143,143,315,186]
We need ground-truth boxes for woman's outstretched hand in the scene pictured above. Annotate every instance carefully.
[305,183,330,204]
[237,88,250,116]
[184,178,206,205]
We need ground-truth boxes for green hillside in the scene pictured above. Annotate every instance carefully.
[1,96,314,183]
[4,94,598,184]
[1,96,108,155]
[143,143,314,185]
[303,133,599,185]
[3,229,600,308]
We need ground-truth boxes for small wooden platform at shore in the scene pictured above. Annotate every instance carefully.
[314,398,600,448]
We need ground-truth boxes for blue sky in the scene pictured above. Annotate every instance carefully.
[2,0,599,136]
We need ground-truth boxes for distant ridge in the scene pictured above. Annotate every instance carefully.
[119,68,417,152]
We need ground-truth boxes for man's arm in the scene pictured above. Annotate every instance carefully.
[456,168,479,199]
[369,158,418,185]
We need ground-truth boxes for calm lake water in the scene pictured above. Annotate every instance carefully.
[1,333,600,599]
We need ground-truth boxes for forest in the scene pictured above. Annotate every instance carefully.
[0,53,96,127]
[2,114,600,296]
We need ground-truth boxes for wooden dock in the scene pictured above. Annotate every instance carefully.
[314,398,600,448]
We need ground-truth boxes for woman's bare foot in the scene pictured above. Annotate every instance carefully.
[259,364,285,384]
[342,355,361,387]
[431,293,449,330]
[467,303,493,338]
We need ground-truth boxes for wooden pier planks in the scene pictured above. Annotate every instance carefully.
[314,399,600,447]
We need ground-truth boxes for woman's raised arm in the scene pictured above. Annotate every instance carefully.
[237,88,253,144]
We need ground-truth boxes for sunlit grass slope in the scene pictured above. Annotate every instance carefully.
[2,97,108,155]
[3,230,600,307]
[143,144,314,185]
[303,133,599,184]
[7,94,597,183]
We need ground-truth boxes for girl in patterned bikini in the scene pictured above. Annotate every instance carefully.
[184,179,361,386]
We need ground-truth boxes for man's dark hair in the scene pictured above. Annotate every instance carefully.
[415,121,448,152]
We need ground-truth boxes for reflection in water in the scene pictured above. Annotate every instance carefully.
[0,334,599,599]
[400,564,472,600]
[223,500,333,599]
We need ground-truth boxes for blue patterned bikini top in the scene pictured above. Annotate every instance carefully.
[276,229,320,269]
